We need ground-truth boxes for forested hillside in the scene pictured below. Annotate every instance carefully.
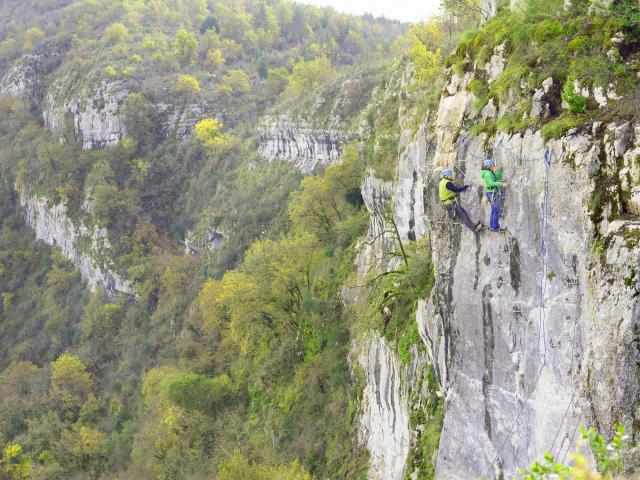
[1,0,639,479]
[0,1,409,478]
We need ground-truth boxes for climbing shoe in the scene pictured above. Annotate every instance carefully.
[474,222,484,233]
[489,227,507,233]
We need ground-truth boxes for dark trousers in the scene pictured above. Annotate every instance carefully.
[487,192,501,230]
[446,203,476,231]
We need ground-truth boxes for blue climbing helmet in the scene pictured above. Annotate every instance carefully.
[440,168,454,177]
[483,159,494,168]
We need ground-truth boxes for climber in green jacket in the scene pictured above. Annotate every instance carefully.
[439,168,483,233]
[480,159,508,232]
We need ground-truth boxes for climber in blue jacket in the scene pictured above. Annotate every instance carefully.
[439,168,483,233]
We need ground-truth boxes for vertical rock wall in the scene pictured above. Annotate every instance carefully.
[20,193,136,298]
[258,115,350,174]
[390,84,639,478]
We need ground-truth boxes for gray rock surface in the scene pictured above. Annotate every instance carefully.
[355,336,416,480]
[353,56,639,479]
[20,192,136,298]
[0,54,43,99]
[44,77,129,150]
[397,102,638,479]
[258,115,350,174]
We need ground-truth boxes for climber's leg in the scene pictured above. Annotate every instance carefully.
[488,193,501,230]
[446,204,456,219]
[454,204,477,231]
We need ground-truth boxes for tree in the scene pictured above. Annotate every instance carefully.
[24,27,45,51]
[104,23,130,44]
[173,27,198,67]
[410,22,444,84]
[194,118,237,153]
[217,451,311,480]
[284,57,337,97]
[123,93,160,153]
[50,354,92,400]
[167,373,234,414]
[288,144,365,242]
[1,444,31,480]
[219,68,250,96]
[265,67,289,96]
[174,74,201,97]
[289,5,309,43]
[200,14,220,34]
[204,48,225,70]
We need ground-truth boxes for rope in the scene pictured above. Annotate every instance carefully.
[548,378,580,459]
[560,413,583,465]
[471,142,557,478]
[537,149,552,365]
[480,364,546,480]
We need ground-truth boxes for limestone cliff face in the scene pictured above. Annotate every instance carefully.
[350,43,639,475]
[258,115,350,174]
[40,70,213,150]
[20,193,136,299]
[355,336,428,480]
[0,54,44,99]
[43,76,129,150]
[357,65,640,477]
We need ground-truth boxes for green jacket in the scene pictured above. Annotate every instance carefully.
[439,178,458,205]
[480,168,504,193]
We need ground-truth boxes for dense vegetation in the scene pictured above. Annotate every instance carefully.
[455,0,640,139]
[1,0,637,478]
[0,1,411,478]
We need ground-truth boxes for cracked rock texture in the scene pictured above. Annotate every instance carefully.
[355,336,428,480]
[0,54,44,99]
[258,115,350,174]
[20,193,136,298]
[354,65,639,480]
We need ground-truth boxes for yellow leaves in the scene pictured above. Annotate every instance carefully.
[173,27,198,66]
[141,365,182,409]
[561,454,602,480]
[104,66,118,77]
[104,22,130,44]
[219,68,251,96]
[2,292,13,312]
[409,21,444,84]
[204,48,225,69]
[194,118,238,153]
[410,21,443,50]
[3,443,23,462]
[217,451,312,480]
[284,56,337,98]
[24,27,45,51]
[50,353,92,401]
[174,74,201,96]
[129,53,143,63]
[1,443,31,480]
[78,426,105,455]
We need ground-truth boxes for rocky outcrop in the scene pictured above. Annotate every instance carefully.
[158,103,215,140]
[258,115,350,174]
[355,335,427,480]
[184,226,226,255]
[385,78,639,478]
[44,77,129,150]
[0,54,43,99]
[351,49,639,477]
[20,193,136,298]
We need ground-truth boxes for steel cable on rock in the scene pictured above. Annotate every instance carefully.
[479,364,546,480]
[475,147,557,479]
